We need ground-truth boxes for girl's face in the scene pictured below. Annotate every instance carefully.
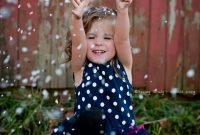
[86,19,116,64]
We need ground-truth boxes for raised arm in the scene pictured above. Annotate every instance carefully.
[114,0,133,69]
[70,0,89,73]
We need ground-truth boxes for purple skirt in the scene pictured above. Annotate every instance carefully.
[128,125,149,135]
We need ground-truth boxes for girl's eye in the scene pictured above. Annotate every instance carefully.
[88,37,95,39]
[104,37,112,40]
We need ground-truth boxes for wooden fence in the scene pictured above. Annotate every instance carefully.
[0,0,200,93]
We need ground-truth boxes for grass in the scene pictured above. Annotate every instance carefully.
[0,88,200,135]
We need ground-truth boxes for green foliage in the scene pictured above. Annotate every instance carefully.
[0,88,73,135]
[133,94,200,135]
[0,89,200,135]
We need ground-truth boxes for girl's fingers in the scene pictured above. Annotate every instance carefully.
[83,0,89,6]
[71,0,79,7]
[76,0,81,4]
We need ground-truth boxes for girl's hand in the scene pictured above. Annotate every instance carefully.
[71,0,90,18]
[116,0,132,11]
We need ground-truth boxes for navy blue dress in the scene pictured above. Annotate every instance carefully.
[74,60,135,134]
[52,60,149,135]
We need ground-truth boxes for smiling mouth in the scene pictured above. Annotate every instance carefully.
[92,50,106,54]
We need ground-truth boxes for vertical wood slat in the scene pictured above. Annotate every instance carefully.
[165,0,184,92]
[0,0,18,87]
[131,0,149,88]
[37,0,73,88]
[147,0,168,91]
[18,0,39,86]
[183,0,200,93]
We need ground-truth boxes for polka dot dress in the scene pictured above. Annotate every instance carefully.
[74,60,136,134]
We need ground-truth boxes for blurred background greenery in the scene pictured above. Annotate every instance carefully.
[0,88,199,135]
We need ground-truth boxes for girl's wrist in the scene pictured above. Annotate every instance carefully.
[72,9,83,19]
[117,8,129,14]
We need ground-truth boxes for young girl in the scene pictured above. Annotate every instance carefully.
[52,0,148,134]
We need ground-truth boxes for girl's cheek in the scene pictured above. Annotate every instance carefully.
[90,44,95,48]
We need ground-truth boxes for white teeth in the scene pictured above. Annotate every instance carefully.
[93,50,105,53]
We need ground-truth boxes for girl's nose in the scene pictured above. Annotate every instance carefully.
[95,38,103,46]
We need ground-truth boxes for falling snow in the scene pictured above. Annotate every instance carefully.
[132,48,141,54]
[15,107,24,115]
[6,0,18,4]
[186,68,195,78]
[3,55,10,64]
[45,75,52,83]
[42,89,49,99]
[170,87,178,97]
[0,7,11,19]
[55,68,63,76]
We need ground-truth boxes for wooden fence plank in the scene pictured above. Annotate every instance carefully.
[0,0,18,87]
[183,0,200,93]
[37,0,73,88]
[131,0,149,88]
[147,0,168,91]
[165,0,184,92]
[17,0,39,86]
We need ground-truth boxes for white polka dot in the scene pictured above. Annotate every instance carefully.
[78,91,80,96]
[106,95,110,100]
[129,105,133,110]
[113,101,117,106]
[92,82,97,87]
[115,74,119,78]
[127,92,130,96]
[120,86,123,91]
[102,71,105,75]
[88,63,93,67]
[82,97,85,102]
[86,76,90,80]
[131,120,135,126]
[105,83,109,87]
[121,107,124,112]
[127,113,130,117]
[109,75,113,80]
[111,88,116,93]
[81,83,85,88]
[99,76,102,80]
[117,64,120,69]
[122,120,126,125]
[99,88,104,94]
[93,68,97,73]
[108,108,112,113]
[100,102,105,107]
[78,105,81,109]
[87,104,91,108]
[123,71,126,75]
[127,85,129,89]
[86,90,90,94]
[102,114,106,119]
[123,78,126,82]
[85,81,91,86]
[119,94,121,99]
[115,115,119,119]
[106,65,110,68]
[93,96,97,101]
[97,66,99,70]
[123,100,126,104]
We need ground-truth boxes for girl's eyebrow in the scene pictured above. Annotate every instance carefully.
[87,33,95,35]
[105,33,114,37]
